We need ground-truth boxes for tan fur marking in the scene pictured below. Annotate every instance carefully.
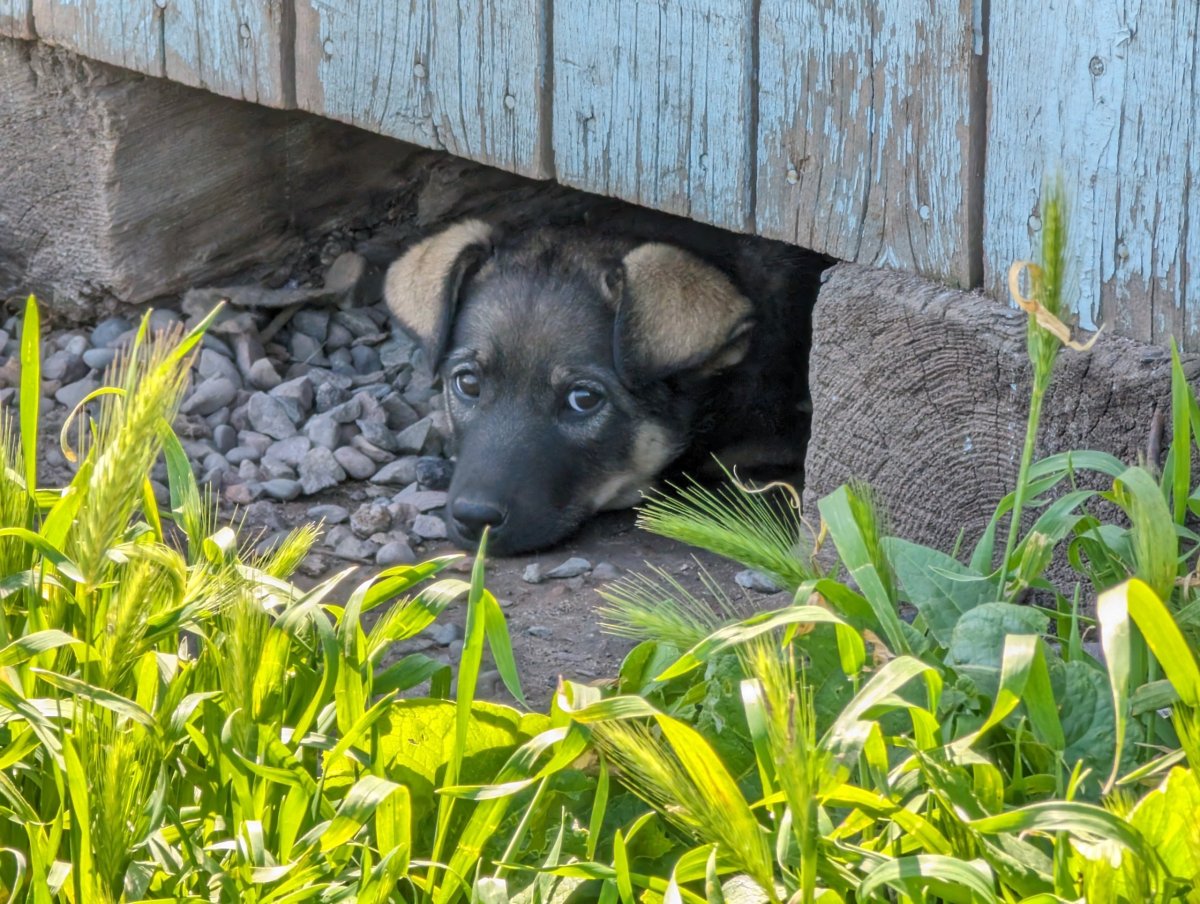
[383,219,493,343]
[591,422,681,511]
[622,243,754,374]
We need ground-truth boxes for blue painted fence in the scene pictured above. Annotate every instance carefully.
[3,0,1197,348]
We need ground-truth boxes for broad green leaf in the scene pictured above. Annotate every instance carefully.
[1127,766,1200,884]
[885,538,995,646]
[1105,578,1200,707]
[946,603,1049,696]
[1110,467,1176,605]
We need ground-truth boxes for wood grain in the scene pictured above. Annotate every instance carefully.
[163,0,291,107]
[552,0,755,232]
[755,0,982,287]
[985,1,1200,349]
[293,0,550,178]
[804,263,1191,555]
[0,0,33,38]
[30,0,161,76]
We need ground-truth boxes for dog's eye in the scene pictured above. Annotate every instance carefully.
[453,370,481,399]
[565,385,604,414]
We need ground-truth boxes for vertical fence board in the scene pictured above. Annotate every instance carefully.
[163,0,290,107]
[293,0,550,179]
[985,1,1200,348]
[552,0,755,232]
[0,0,33,38]
[755,0,980,287]
[30,0,161,76]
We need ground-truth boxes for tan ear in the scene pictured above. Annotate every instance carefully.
[617,243,754,378]
[384,219,493,365]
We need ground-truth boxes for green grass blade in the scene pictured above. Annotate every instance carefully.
[1169,340,1191,524]
[320,775,405,852]
[483,590,526,706]
[1111,466,1177,604]
[19,296,40,499]
[969,802,1147,861]
[858,855,999,904]
[1105,578,1200,708]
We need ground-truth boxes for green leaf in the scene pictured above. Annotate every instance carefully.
[321,775,406,852]
[19,296,39,498]
[858,855,999,904]
[0,630,79,668]
[970,802,1148,862]
[30,668,156,729]
[1110,467,1176,605]
[1127,766,1200,883]
[945,602,1049,697]
[1169,340,1192,525]
[886,537,996,646]
[1105,578,1200,708]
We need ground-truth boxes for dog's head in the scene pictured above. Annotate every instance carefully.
[385,219,755,555]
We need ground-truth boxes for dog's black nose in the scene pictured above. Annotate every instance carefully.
[451,499,507,540]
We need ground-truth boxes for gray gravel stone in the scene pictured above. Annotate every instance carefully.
[735,569,784,594]
[248,358,282,390]
[43,350,87,384]
[371,456,419,486]
[92,317,132,348]
[202,451,230,473]
[227,445,262,465]
[259,458,297,480]
[247,393,298,439]
[265,435,312,467]
[54,378,99,410]
[350,503,392,538]
[334,536,379,560]
[356,420,401,453]
[521,563,544,584]
[238,431,274,454]
[271,376,314,415]
[411,513,447,540]
[262,478,303,501]
[182,377,238,416]
[394,488,448,512]
[415,456,453,490]
[82,347,117,371]
[334,446,377,480]
[591,562,621,582]
[394,417,433,455]
[290,332,325,364]
[526,625,554,639]
[212,424,238,454]
[376,539,417,567]
[314,381,349,413]
[298,446,346,494]
[545,557,591,579]
[380,393,420,430]
[426,621,462,646]
[292,309,330,342]
[198,348,243,386]
[237,460,262,481]
[325,322,354,350]
[303,414,340,450]
[351,435,396,464]
[351,345,381,374]
[307,503,350,524]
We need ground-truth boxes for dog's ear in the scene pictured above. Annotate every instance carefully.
[384,219,494,366]
[614,243,755,380]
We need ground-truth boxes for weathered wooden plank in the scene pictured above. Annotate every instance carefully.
[30,0,161,76]
[985,1,1200,349]
[0,0,34,38]
[552,0,755,232]
[293,0,549,179]
[163,0,291,107]
[756,0,981,287]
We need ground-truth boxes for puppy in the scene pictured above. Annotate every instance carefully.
[385,218,823,555]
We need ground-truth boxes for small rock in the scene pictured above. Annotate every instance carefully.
[522,563,544,584]
[234,333,267,380]
[351,345,381,374]
[292,309,330,342]
[334,446,377,480]
[290,332,325,364]
[54,378,99,410]
[426,621,462,646]
[304,414,340,450]
[393,417,433,455]
[202,451,230,473]
[544,557,591,580]
[198,348,243,386]
[380,392,420,430]
[325,321,354,350]
[259,457,297,480]
[351,434,396,464]
[376,539,417,567]
[299,446,346,495]
[394,487,449,512]
[334,536,379,560]
[265,435,313,468]
[148,309,182,332]
[350,502,392,538]
[247,393,298,439]
[182,376,238,416]
[270,376,315,415]
[314,381,349,413]
[735,569,783,594]
[324,524,354,547]
[324,396,363,424]
[43,350,87,384]
[248,358,283,390]
[307,503,350,524]
[238,460,262,481]
[261,478,303,501]
[411,513,447,540]
[224,482,261,504]
[526,625,554,639]
[565,576,586,592]
[212,424,238,453]
[91,316,132,348]
[591,562,621,582]
[415,456,453,490]
[226,445,261,465]
[82,347,117,371]
[371,456,419,486]
[238,431,274,454]
[356,420,401,452]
